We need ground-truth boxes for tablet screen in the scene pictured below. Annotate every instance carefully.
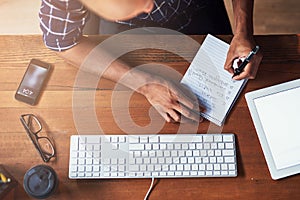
[253,87,300,170]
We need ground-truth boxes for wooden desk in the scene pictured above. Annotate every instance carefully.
[0,35,299,200]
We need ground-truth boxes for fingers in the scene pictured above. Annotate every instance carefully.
[154,98,202,123]
[171,88,203,123]
[232,51,263,80]
[159,108,202,124]
[224,54,236,75]
[172,102,201,122]
[232,63,255,80]
[163,100,202,123]
[143,78,204,123]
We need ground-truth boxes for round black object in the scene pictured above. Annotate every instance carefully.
[23,165,58,199]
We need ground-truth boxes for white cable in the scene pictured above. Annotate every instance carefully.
[144,177,155,200]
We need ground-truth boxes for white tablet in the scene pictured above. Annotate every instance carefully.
[245,79,300,180]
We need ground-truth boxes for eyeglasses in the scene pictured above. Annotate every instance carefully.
[20,114,55,162]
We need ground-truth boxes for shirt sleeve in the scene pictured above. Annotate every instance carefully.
[39,0,90,51]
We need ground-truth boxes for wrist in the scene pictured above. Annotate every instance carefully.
[234,16,253,38]
[232,0,254,37]
[123,69,154,96]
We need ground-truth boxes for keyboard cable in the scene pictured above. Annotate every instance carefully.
[144,177,155,200]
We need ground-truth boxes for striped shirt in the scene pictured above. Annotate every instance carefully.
[39,0,209,51]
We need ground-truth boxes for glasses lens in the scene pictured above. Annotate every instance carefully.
[37,137,55,157]
[24,115,42,134]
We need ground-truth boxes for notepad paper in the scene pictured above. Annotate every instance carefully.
[181,34,247,126]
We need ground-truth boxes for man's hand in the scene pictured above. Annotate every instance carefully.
[138,76,203,123]
[224,34,263,80]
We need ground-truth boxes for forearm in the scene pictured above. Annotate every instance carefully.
[57,36,152,94]
[232,0,254,36]
[225,0,262,80]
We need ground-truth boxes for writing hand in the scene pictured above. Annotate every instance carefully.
[224,34,263,80]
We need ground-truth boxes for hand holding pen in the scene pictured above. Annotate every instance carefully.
[232,46,260,78]
[224,35,263,80]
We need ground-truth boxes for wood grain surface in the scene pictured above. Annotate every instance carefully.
[0,34,299,200]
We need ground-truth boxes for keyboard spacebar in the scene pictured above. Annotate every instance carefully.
[159,135,202,143]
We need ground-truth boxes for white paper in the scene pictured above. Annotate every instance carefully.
[181,34,246,125]
[254,87,300,170]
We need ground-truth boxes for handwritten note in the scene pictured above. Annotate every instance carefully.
[181,34,247,126]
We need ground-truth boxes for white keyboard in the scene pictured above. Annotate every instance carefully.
[69,134,237,179]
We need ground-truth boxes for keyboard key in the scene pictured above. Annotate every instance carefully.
[153,144,159,150]
[129,144,144,151]
[140,165,147,171]
[170,165,176,171]
[203,157,209,163]
[214,164,221,170]
[175,171,182,176]
[217,157,224,163]
[188,157,195,164]
[86,136,101,144]
[199,164,205,171]
[180,157,187,164]
[203,135,214,142]
[206,171,213,176]
[78,166,85,172]
[229,164,236,170]
[151,158,158,164]
[70,166,77,172]
[86,166,92,172]
[140,136,148,143]
[183,171,190,176]
[229,171,236,176]
[225,143,234,149]
[182,144,189,149]
[158,158,165,164]
[154,165,161,171]
[184,164,191,171]
[93,165,100,172]
[145,144,152,150]
[157,150,163,157]
[207,164,213,171]
[147,165,154,171]
[221,164,228,170]
[189,143,196,149]
[119,136,126,143]
[129,136,139,143]
[149,136,159,143]
[195,157,202,164]
[167,144,174,150]
[144,158,150,164]
[129,165,139,171]
[192,164,198,171]
[70,136,79,150]
[218,143,225,149]
[222,150,235,156]
[223,135,234,142]
[193,150,200,156]
[214,135,223,142]
[167,172,175,176]
[213,171,221,176]
[225,157,235,163]
[177,164,183,171]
